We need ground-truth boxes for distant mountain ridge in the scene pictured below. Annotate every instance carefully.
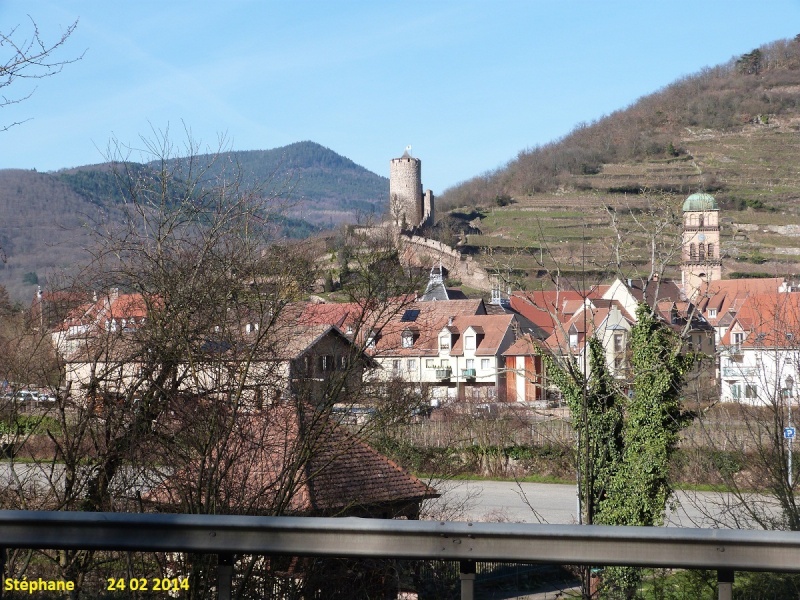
[58,141,389,225]
[0,141,388,302]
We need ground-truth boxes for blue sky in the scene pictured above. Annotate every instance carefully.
[3,1,800,193]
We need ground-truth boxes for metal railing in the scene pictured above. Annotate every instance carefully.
[721,366,757,377]
[1,510,799,600]
[435,368,452,379]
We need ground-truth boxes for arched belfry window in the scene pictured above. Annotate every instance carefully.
[707,243,714,259]
[698,243,705,261]
[689,243,697,260]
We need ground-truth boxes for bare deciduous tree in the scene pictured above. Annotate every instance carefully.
[0,130,434,599]
[1,15,83,130]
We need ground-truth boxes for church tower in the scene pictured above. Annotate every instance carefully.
[681,192,721,300]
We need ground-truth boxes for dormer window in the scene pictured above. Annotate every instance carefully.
[709,308,717,319]
[465,335,476,351]
[569,333,578,348]
[439,334,451,351]
[402,330,414,348]
[733,332,744,345]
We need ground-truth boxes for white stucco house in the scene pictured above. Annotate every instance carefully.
[719,291,800,405]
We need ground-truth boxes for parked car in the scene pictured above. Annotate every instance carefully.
[13,391,37,402]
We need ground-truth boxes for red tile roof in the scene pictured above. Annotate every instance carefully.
[366,299,487,357]
[721,292,800,348]
[502,332,544,357]
[145,401,437,517]
[697,278,786,326]
[510,288,607,336]
[447,315,515,356]
[54,291,152,333]
[544,300,633,354]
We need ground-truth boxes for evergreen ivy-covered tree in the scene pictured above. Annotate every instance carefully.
[544,303,695,598]
[545,336,624,527]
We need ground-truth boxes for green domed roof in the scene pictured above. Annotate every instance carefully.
[682,192,719,212]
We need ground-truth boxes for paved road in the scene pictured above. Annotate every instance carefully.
[2,462,778,530]
[436,480,780,527]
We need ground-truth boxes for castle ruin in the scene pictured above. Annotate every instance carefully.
[389,147,434,231]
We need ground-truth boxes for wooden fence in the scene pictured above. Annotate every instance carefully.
[392,417,772,453]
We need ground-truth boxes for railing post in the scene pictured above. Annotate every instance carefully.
[459,560,475,600]
[718,568,734,600]
[217,554,233,600]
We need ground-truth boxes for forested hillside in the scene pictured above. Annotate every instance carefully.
[0,170,108,302]
[0,142,387,302]
[58,141,388,227]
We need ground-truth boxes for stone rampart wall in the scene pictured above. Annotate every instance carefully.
[401,234,490,291]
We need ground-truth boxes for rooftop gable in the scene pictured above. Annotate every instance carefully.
[544,300,634,353]
[698,278,786,325]
[721,292,800,348]
[448,314,515,356]
[510,287,607,335]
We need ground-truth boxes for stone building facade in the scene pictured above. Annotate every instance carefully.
[389,148,434,231]
[681,192,722,300]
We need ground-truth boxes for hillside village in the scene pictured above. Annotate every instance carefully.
[8,8,800,598]
[12,146,800,594]
[32,153,800,415]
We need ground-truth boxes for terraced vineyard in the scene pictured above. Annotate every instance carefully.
[438,39,800,291]
[456,125,800,291]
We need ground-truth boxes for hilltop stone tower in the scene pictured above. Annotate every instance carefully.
[390,148,434,231]
[681,192,722,300]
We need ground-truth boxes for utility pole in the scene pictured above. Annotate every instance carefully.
[580,224,593,599]
[787,376,795,488]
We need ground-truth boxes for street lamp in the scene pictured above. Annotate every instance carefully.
[787,375,794,488]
